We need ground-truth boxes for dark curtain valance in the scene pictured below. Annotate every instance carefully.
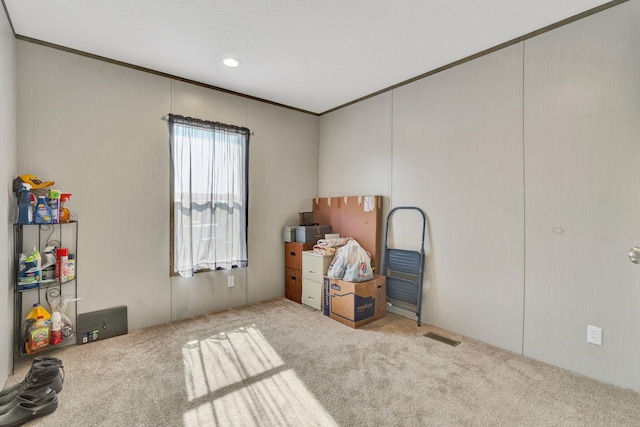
[167,114,250,137]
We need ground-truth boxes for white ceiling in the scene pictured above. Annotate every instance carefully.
[4,0,612,114]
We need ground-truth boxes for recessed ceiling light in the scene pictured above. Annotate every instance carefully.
[223,57,242,68]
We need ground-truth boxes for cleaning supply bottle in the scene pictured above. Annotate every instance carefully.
[26,316,51,354]
[47,189,61,224]
[56,248,69,282]
[67,254,75,281]
[24,303,51,354]
[59,193,72,223]
[17,183,33,224]
[50,311,63,345]
[34,196,53,224]
[25,303,51,321]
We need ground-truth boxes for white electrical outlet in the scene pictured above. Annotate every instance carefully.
[227,276,235,288]
[587,325,602,346]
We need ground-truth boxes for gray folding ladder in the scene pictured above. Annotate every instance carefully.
[382,207,426,326]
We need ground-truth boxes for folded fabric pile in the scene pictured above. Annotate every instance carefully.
[0,356,63,426]
[312,237,353,256]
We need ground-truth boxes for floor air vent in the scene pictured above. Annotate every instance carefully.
[424,332,461,347]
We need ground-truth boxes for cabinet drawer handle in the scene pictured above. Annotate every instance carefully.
[291,276,296,280]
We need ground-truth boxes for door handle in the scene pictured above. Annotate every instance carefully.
[628,246,640,264]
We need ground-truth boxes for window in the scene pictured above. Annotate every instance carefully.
[168,114,250,278]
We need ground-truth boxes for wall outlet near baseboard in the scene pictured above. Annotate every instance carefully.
[587,325,603,346]
[227,276,235,287]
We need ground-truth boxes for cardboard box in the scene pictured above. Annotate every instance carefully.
[323,275,386,328]
[296,225,331,243]
[283,226,296,242]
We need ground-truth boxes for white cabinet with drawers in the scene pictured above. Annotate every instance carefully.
[301,251,334,310]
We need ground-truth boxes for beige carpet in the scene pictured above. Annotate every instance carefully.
[5,297,640,426]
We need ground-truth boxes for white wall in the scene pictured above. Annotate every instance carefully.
[17,43,173,329]
[392,43,525,353]
[523,1,640,391]
[16,41,318,333]
[319,92,392,199]
[319,1,640,391]
[245,99,319,304]
[169,82,319,316]
[321,44,525,353]
[318,92,393,271]
[0,7,17,386]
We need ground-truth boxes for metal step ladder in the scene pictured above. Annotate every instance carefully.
[381,207,427,326]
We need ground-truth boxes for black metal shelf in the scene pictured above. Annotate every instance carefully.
[17,279,77,293]
[13,221,79,363]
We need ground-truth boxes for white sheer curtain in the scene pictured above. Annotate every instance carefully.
[169,114,249,278]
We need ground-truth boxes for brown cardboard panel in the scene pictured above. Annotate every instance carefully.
[340,196,381,270]
[314,197,342,234]
[313,195,382,270]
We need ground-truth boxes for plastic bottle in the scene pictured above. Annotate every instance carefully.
[26,316,50,354]
[25,303,51,321]
[24,303,51,354]
[56,248,69,282]
[59,193,72,223]
[67,254,75,281]
[17,183,33,224]
[47,189,61,224]
[34,196,53,224]
[50,311,63,345]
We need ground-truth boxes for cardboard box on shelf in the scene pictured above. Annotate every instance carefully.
[323,274,386,328]
[296,224,331,243]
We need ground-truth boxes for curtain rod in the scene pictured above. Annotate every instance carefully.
[161,115,254,135]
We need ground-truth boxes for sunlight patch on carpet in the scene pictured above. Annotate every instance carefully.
[183,325,284,400]
[182,325,337,427]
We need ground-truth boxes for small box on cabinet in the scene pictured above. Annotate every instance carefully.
[296,224,331,243]
[298,212,315,226]
[283,226,296,242]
